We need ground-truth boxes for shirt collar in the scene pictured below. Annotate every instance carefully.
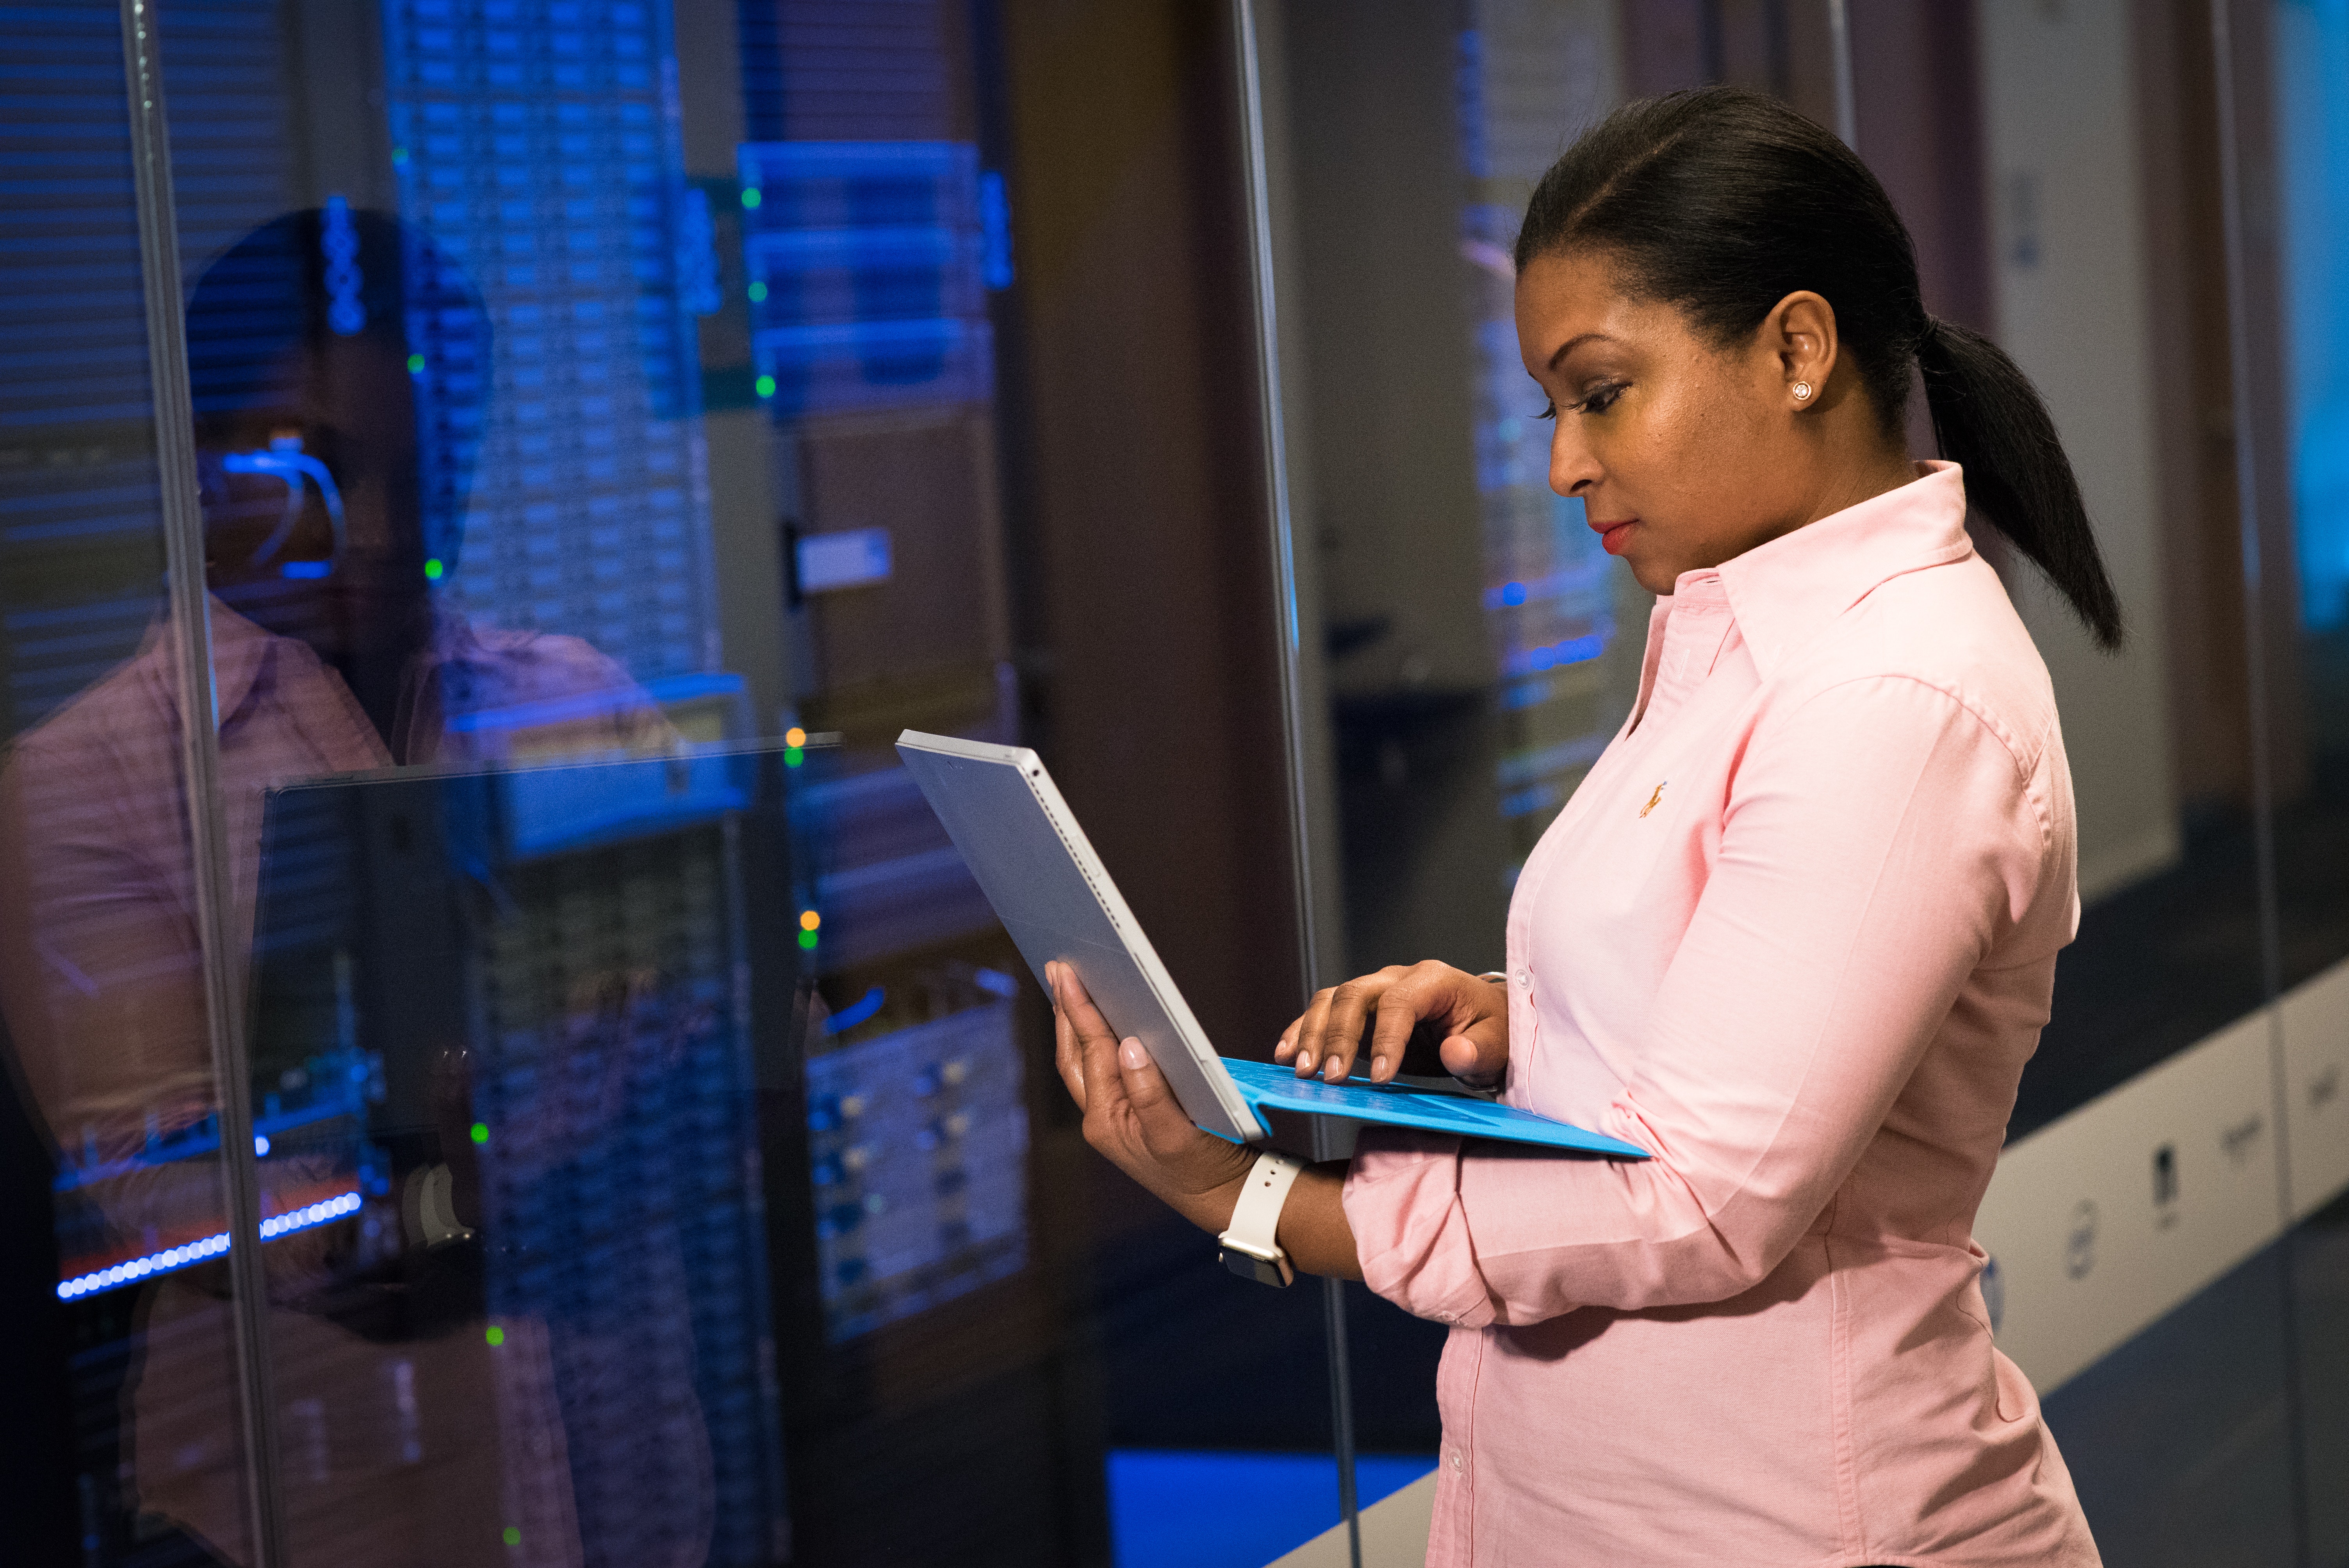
[204,597,280,723]
[1693,460,1974,680]
[133,594,284,731]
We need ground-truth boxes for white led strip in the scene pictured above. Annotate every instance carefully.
[57,1190,363,1301]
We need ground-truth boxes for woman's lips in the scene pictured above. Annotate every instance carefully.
[1593,518,1637,555]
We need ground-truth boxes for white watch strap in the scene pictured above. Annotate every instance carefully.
[1219,1150,1306,1286]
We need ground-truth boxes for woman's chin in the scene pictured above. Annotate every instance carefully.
[1626,558,1675,596]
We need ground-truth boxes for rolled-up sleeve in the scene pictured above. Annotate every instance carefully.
[1343,673,2053,1327]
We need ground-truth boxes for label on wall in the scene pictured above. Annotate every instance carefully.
[1977,952,2349,1395]
[2282,959,2349,1220]
[1975,1010,2280,1393]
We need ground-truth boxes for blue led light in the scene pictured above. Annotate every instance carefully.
[978,170,1014,289]
[1501,631,1607,678]
[253,1133,271,1156]
[675,186,722,315]
[221,437,347,576]
[322,194,365,336]
[824,986,886,1034]
[57,1192,363,1301]
[1499,581,1527,607]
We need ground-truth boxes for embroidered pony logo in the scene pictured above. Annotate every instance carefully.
[1639,781,1667,818]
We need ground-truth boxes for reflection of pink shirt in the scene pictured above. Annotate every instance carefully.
[1343,466,2100,1566]
[0,598,680,1568]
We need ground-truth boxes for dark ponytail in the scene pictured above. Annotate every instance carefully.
[1516,87,2124,650]
[1912,317,2122,646]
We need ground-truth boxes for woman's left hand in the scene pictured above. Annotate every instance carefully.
[1048,960,1253,1232]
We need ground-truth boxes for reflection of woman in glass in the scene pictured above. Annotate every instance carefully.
[1051,90,2112,1564]
[0,208,693,1568]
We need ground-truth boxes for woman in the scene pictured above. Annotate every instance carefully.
[1047,88,2110,1565]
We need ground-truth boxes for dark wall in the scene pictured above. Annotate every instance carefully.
[0,1049,75,1565]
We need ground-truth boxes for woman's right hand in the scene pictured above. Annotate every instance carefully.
[1274,961,1510,1089]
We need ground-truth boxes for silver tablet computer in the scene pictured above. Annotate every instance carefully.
[895,730,1647,1158]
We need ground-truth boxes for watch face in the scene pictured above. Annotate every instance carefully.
[1219,1247,1292,1288]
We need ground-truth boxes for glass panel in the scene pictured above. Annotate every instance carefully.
[138,1,1332,1564]
[1985,3,2286,1560]
[1274,0,1631,1475]
[0,1,258,1562]
[1998,4,2268,1144]
[2265,0,2349,1560]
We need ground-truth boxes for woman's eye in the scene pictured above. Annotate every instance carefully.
[1577,382,1625,415]
[1535,402,1558,422]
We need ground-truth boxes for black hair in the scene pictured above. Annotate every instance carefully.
[1515,87,2124,650]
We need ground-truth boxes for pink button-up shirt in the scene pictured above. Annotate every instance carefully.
[1343,465,2100,1566]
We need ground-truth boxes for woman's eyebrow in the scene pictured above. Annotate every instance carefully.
[1546,331,1613,371]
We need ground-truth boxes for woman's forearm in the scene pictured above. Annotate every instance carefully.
[1277,1166,1365,1281]
[1161,1160,1363,1283]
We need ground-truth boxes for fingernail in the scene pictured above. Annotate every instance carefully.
[1371,1056,1387,1078]
[1296,1052,1315,1074]
[1118,1038,1148,1071]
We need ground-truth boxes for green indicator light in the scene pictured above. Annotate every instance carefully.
[754,374,777,399]
[406,353,425,374]
[747,280,768,303]
[503,1527,522,1548]
[797,929,819,951]
[469,1121,487,1144]
[391,145,409,165]
[784,745,804,767]
[485,1324,505,1347]
[740,187,762,210]
[424,558,445,581]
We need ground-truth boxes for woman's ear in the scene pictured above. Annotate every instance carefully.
[1767,289,1839,408]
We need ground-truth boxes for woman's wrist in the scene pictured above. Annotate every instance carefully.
[1117,1135,1253,1236]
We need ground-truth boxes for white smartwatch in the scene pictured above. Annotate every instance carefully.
[1219,1149,1307,1286]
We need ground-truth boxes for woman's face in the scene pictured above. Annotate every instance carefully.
[1514,248,1871,595]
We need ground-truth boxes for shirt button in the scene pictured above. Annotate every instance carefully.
[1450,1450,1465,1472]
[1514,968,1531,990]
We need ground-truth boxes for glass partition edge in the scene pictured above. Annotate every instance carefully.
[116,4,285,1563]
[2211,2,2312,1562]
[1233,2,1361,1564]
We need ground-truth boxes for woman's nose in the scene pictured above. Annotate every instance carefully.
[1549,427,1600,497]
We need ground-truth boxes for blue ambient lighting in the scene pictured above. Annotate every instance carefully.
[1106,1451,1436,1568]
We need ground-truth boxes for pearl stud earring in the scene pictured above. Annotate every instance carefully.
[1792,381,1813,401]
